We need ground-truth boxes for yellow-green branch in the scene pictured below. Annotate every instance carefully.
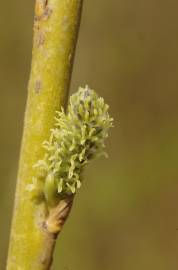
[7,0,83,269]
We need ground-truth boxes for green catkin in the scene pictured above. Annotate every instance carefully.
[28,86,113,207]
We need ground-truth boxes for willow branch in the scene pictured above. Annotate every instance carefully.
[7,0,83,269]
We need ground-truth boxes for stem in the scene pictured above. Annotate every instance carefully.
[7,0,83,269]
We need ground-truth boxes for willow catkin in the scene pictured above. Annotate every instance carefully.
[27,86,113,207]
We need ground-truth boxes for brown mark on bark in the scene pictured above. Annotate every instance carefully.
[35,30,46,47]
[35,0,52,21]
[35,79,42,93]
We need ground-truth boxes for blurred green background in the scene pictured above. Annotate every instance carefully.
[1,0,178,269]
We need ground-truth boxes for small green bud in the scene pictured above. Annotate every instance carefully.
[44,174,58,207]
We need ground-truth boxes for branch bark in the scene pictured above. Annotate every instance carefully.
[7,0,83,269]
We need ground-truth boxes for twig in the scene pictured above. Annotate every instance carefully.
[7,0,83,269]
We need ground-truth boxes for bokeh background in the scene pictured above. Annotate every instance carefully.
[1,0,178,269]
